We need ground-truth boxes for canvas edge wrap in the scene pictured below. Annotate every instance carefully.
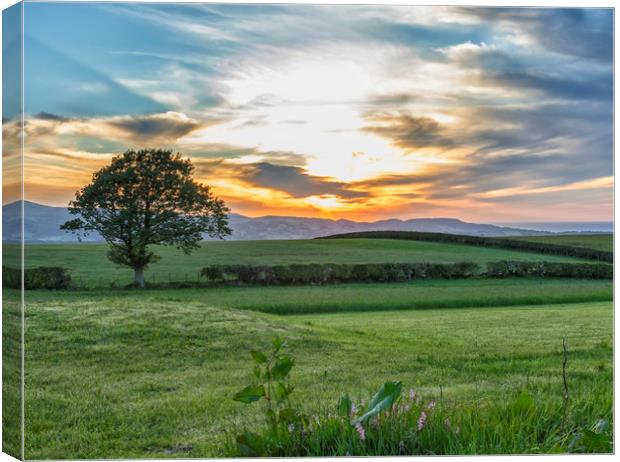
[2,1,24,460]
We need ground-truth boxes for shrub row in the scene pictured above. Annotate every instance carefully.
[318,231,613,263]
[2,266,72,289]
[486,261,612,279]
[201,262,479,285]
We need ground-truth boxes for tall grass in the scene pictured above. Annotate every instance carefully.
[226,345,612,456]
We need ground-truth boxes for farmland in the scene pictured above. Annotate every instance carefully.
[5,234,614,457]
[506,234,613,252]
[5,238,600,288]
[21,290,612,458]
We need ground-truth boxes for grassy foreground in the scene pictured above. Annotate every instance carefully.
[6,238,593,287]
[22,288,612,458]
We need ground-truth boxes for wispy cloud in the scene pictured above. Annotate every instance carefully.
[18,3,613,221]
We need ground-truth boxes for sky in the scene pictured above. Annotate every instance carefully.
[2,2,614,222]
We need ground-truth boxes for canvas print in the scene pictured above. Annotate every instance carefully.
[1,1,614,459]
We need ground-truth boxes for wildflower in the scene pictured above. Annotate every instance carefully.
[350,402,357,416]
[443,418,451,430]
[354,422,366,441]
[402,403,411,413]
[398,440,406,454]
[288,423,295,433]
[427,400,436,411]
[417,411,427,431]
[409,389,416,401]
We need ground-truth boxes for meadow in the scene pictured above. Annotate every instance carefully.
[6,233,615,457]
[506,234,613,252]
[5,238,600,288]
[21,290,612,458]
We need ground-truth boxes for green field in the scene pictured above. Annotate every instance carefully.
[507,234,613,251]
[22,289,612,458]
[5,235,614,456]
[25,278,611,315]
[4,238,598,287]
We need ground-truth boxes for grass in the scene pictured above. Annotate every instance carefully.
[22,278,612,315]
[6,236,614,456]
[3,238,594,287]
[506,234,613,251]
[2,291,22,459]
[21,290,612,458]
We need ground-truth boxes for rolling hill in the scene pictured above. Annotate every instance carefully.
[1,200,609,242]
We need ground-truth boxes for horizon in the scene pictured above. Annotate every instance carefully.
[2,199,614,229]
[2,3,613,223]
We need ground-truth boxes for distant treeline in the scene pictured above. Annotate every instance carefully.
[318,231,613,263]
[2,266,72,290]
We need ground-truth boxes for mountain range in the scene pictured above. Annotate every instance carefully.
[1,201,610,243]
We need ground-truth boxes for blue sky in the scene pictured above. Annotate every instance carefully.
[6,3,614,222]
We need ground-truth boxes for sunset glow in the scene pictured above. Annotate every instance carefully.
[4,3,613,222]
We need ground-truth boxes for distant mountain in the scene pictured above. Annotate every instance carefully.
[1,200,604,243]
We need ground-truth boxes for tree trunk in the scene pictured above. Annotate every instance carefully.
[134,268,145,288]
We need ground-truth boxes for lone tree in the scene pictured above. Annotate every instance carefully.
[61,148,231,288]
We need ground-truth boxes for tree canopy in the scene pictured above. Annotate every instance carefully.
[61,148,231,287]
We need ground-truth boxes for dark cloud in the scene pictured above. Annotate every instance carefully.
[459,7,612,62]
[34,112,69,122]
[243,162,367,199]
[362,112,454,150]
[107,112,204,142]
[440,40,612,103]
[491,71,612,101]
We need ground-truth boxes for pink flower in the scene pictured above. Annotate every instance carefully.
[427,400,436,411]
[350,402,357,416]
[409,389,416,401]
[417,411,427,431]
[355,422,366,441]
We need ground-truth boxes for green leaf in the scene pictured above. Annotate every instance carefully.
[251,350,268,364]
[274,382,292,401]
[337,393,353,418]
[272,356,294,380]
[233,385,265,404]
[593,419,609,433]
[272,337,285,351]
[354,381,402,424]
[253,366,262,379]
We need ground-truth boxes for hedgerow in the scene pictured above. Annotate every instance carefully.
[2,265,72,289]
[200,262,479,285]
[318,231,613,263]
[486,261,612,279]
